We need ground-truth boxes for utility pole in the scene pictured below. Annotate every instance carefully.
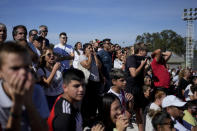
[182,8,197,68]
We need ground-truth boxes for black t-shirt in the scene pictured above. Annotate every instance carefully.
[177,78,190,99]
[125,55,145,89]
[52,97,82,131]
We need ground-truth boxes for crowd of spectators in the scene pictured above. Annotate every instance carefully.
[0,23,197,131]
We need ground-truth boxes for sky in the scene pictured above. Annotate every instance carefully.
[0,0,197,47]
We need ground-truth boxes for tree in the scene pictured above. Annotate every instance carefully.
[135,30,185,55]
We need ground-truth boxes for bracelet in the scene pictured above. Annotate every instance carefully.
[10,112,21,119]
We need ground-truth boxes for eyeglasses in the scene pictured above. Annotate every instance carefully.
[18,32,26,35]
[118,79,126,82]
[31,34,37,36]
[61,37,67,39]
[46,53,54,57]
[160,121,174,128]
[41,30,48,33]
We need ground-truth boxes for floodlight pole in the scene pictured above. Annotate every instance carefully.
[182,8,197,68]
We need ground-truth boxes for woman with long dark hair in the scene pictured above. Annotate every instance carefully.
[91,93,129,131]
[73,42,83,68]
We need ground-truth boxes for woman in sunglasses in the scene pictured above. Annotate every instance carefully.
[37,47,63,110]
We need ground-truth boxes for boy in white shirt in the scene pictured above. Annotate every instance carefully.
[108,69,133,118]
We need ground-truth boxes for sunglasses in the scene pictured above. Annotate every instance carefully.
[18,32,26,35]
[46,53,54,57]
[118,79,126,82]
[31,34,37,36]
[61,37,67,39]
[161,120,174,128]
[42,30,48,33]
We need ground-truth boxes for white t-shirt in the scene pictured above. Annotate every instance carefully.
[53,43,73,70]
[145,102,161,131]
[113,58,123,69]
[37,68,64,96]
[171,117,189,131]
[73,50,83,69]
[184,84,193,101]
[108,88,124,104]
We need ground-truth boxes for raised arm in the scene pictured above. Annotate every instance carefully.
[42,62,61,86]
[151,49,161,62]
[5,73,25,131]
[80,54,92,70]
[94,51,102,69]
[129,59,147,78]
[55,53,74,61]
[162,51,172,62]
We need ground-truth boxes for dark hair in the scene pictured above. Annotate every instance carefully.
[39,25,48,30]
[152,111,172,130]
[12,25,27,40]
[134,42,147,54]
[98,93,120,131]
[191,85,197,94]
[110,68,126,80]
[191,76,197,85]
[74,42,82,55]
[103,38,111,43]
[29,29,38,36]
[0,41,30,68]
[186,100,197,109]
[82,43,91,54]
[39,25,48,35]
[63,68,85,85]
[59,32,67,37]
[33,36,45,43]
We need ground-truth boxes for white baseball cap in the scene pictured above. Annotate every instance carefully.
[162,95,186,108]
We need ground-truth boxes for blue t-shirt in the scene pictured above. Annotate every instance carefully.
[97,49,112,79]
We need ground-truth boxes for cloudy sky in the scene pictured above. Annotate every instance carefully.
[0,0,197,46]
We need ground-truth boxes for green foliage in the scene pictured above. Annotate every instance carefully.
[135,30,185,55]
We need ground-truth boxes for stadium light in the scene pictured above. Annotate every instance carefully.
[182,8,197,68]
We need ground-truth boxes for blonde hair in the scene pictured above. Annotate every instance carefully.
[155,90,166,100]
[38,47,53,69]
[144,75,151,83]
[178,68,189,80]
